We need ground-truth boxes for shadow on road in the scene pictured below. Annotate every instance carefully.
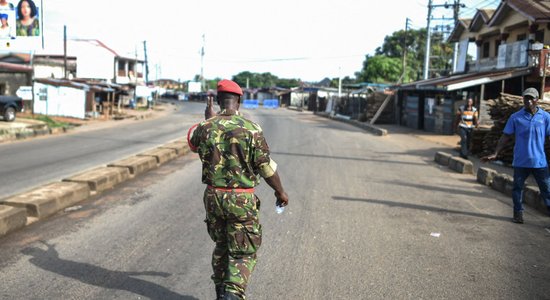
[332,196,512,222]
[381,179,490,199]
[271,151,426,166]
[21,241,197,300]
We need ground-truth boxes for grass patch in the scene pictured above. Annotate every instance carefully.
[31,115,72,128]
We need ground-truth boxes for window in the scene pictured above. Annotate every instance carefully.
[535,30,545,43]
[482,42,490,58]
[117,61,126,77]
[517,33,527,41]
[494,40,500,57]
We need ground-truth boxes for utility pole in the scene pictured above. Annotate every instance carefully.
[424,0,433,80]
[451,0,465,72]
[63,25,67,79]
[200,34,205,92]
[143,40,149,86]
[424,0,465,79]
[401,18,411,82]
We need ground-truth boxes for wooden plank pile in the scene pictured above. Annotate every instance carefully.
[363,92,395,124]
[472,93,550,165]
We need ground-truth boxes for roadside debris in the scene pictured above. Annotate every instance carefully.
[64,205,83,212]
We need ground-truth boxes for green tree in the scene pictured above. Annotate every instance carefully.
[276,78,301,88]
[329,76,355,88]
[357,28,453,84]
[232,71,300,88]
[356,55,402,83]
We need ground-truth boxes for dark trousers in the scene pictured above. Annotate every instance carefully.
[512,167,550,212]
[459,127,473,158]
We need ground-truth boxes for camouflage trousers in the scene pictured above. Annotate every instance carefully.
[203,187,262,299]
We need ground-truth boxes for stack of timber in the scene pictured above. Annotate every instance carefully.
[361,91,395,124]
[474,93,550,164]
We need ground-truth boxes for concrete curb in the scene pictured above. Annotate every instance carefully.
[434,152,548,215]
[0,123,75,143]
[314,112,388,136]
[108,156,158,177]
[159,141,189,157]
[0,205,27,236]
[434,152,452,166]
[0,139,191,237]
[1,182,90,220]
[448,156,474,174]
[63,167,131,194]
[137,148,178,165]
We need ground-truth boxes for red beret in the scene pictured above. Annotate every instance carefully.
[217,79,243,96]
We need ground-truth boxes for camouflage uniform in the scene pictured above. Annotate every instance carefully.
[190,110,277,299]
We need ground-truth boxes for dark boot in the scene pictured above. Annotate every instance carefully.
[215,285,225,300]
[223,291,242,300]
[512,210,524,224]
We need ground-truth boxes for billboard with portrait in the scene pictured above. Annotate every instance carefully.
[0,0,42,50]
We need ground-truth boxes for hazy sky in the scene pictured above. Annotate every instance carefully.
[38,0,499,82]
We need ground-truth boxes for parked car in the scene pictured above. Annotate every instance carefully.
[0,95,24,122]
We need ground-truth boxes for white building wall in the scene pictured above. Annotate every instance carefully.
[69,41,114,80]
[34,65,65,79]
[33,83,86,119]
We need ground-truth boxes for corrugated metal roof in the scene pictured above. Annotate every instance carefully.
[398,67,532,91]
[0,61,32,72]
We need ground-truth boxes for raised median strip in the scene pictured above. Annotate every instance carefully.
[159,141,190,157]
[137,148,178,165]
[0,205,27,236]
[63,166,131,194]
[1,182,90,219]
[108,156,158,177]
[0,137,194,238]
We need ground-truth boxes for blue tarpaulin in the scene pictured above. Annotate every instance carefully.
[263,99,279,109]
[243,99,259,109]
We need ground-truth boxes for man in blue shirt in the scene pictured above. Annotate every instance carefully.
[483,87,550,223]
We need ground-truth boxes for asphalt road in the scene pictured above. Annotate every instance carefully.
[0,108,549,299]
[0,100,205,199]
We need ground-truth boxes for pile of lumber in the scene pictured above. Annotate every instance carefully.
[473,93,550,164]
[363,92,395,124]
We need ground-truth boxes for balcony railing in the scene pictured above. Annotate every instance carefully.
[528,49,550,77]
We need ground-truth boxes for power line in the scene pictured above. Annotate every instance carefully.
[205,54,365,64]
[459,0,500,17]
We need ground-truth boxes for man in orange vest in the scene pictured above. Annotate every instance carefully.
[455,98,478,158]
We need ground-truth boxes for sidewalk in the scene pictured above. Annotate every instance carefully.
[0,103,175,143]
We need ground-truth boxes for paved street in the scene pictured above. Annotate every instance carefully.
[0,101,205,199]
[0,108,549,299]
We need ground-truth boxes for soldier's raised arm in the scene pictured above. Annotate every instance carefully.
[205,94,216,120]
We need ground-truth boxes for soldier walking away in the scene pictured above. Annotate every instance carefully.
[188,79,289,300]
[455,97,478,158]
[482,88,550,224]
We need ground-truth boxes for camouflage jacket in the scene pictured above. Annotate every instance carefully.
[190,110,277,188]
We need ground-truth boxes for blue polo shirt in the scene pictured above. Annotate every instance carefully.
[503,107,550,168]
